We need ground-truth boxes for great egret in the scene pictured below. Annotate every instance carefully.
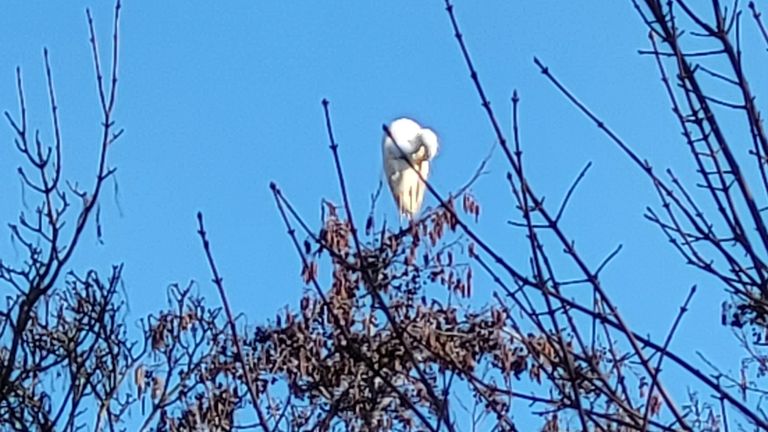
[382,118,439,220]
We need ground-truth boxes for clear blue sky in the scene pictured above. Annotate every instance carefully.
[1,0,764,428]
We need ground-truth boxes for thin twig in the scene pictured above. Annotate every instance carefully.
[642,285,697,429]
[554,162,593,223]
[195,212,271,431]
[748,1,768,48]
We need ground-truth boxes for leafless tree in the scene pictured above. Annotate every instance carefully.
[0,1,131,430]
[2,1,768,431]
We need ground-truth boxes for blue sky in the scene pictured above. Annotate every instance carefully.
[1,0,765,428]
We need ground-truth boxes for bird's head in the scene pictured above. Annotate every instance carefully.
[417,128,439,161]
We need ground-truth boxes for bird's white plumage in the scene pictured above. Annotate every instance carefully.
[382,118,439,219]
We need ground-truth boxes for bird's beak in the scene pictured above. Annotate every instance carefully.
[411,145,429,163]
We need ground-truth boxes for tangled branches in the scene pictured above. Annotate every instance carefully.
[2,1,768,431]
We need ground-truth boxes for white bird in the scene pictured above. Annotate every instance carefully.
[382,118,439,220]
